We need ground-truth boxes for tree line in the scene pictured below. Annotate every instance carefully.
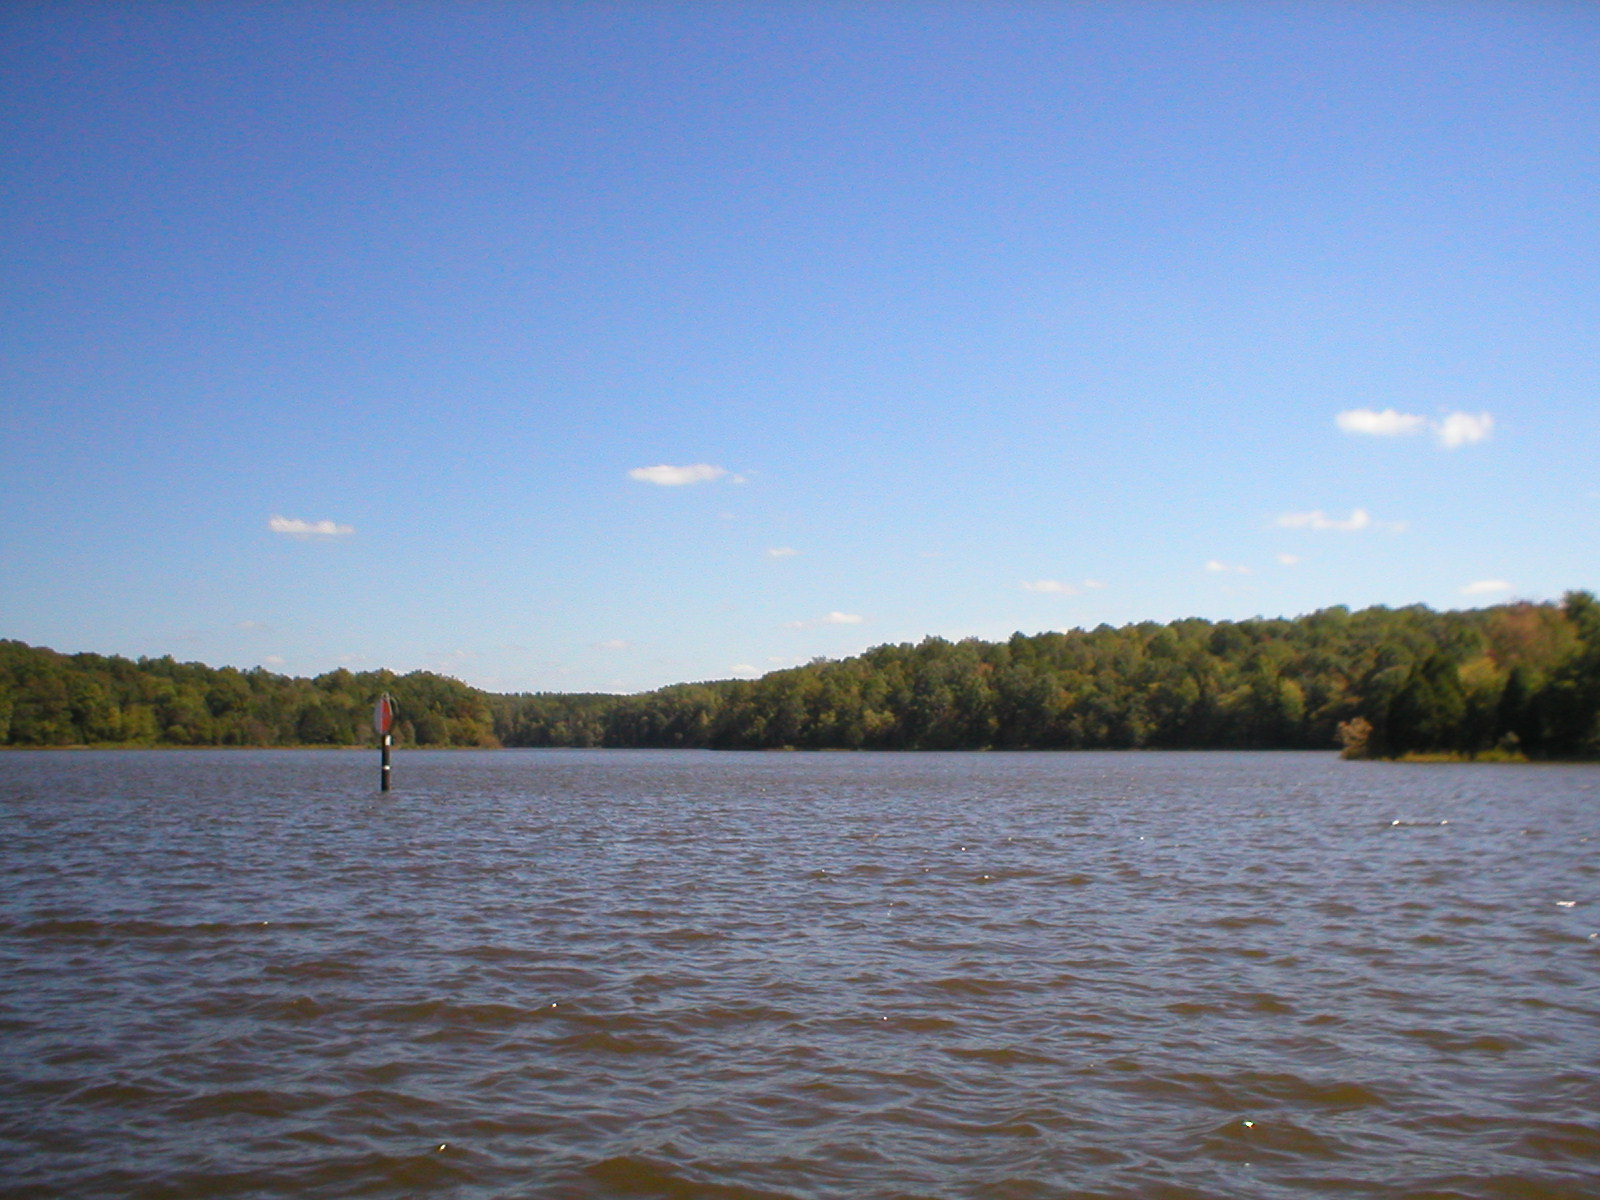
[0,648,498,749]
[3,593,1598,758]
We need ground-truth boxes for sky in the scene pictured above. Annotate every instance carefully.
[3,2,1597,694]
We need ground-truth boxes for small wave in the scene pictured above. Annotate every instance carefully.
[1238,991,1296,1014]
[13,917,185,940]
[1399,1028,1527,1054]
[1196,1115,1353,1161]
[676,1002,799,1029]
[169,1087,317,1119]
[886,1014,960,1032]
[553,1030,675,1055]
[68,1079,176,1108]
[1165,1000,1226,1016]
[584,1154,797,1199]
[250,994,335,1021]
[927,976,1023,997]
[943,1045,1058,1066]
[329,1087,441,1118]
[1404,1172,1593,1200]
[276,1145,476,1195]
[1509,1121,1600,1164]
[363,998,541,1028]
[644,926,725,946]
[8,916,319,950]
[455,942,544,963]
[263,958,364,980]
[1204,913,1284,930]
[1230,1072,1390,1110]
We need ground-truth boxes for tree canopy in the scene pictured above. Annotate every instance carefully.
[5,593,1596,759]
[0,647,496,749]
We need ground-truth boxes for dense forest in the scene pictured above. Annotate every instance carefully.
[3,593,1598,759]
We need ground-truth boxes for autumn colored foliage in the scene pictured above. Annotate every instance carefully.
[4,594,1596,758]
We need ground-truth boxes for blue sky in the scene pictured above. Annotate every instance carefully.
[3,2,1597,693]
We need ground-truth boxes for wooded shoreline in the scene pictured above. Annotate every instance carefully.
[4,592,1597,760]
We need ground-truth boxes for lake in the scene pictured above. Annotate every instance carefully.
[1,750,1596,1199]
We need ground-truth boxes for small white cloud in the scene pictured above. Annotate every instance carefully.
[1205,561,1253,575]
[767,547,799,558]
[1277,553,1301,566]
[1083,579,1106,590]
[1336,407,1494,450]
[596,639,629,650]
[731,663,759,674]
[1435,411,1493,449]
[269,515,354,537]
[1277,508,1373,532]
[235,619,269,632]
[1022,580,1079,595]
[785,611,864,630]
[1337,408,1427,437]
[263,655,286,667]
[628,463,727,486]
[1461,579,1512,596]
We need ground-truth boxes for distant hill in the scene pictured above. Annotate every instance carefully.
[4,593,1598,759]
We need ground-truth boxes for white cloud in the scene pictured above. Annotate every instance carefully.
[263,655,286,667]
[1335,407,1493,449]
[1205,561,1252,575]
[1022,578,1104,594]
[767,547,799,558]
[269,515,354,537]
[1435,411,1493,448]
[1277,553,1301,566]
[1461,579,1512,596]
[596,639,629,650]
[1276,508,1372,532]
[785,611,864,629]
[1337,408,1427,437]
[627,463,727,486]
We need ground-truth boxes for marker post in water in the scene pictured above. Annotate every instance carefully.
[373,693,396,792]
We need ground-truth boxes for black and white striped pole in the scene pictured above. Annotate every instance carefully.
[373,693,396,792]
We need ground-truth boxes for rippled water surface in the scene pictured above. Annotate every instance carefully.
[2,750,1597,1199]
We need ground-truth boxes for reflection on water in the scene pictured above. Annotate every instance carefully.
[2,749,1597,1199]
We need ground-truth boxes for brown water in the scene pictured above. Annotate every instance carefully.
[1,750,1596,1199]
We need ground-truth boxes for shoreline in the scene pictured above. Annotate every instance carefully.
[3,744,1586,762]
